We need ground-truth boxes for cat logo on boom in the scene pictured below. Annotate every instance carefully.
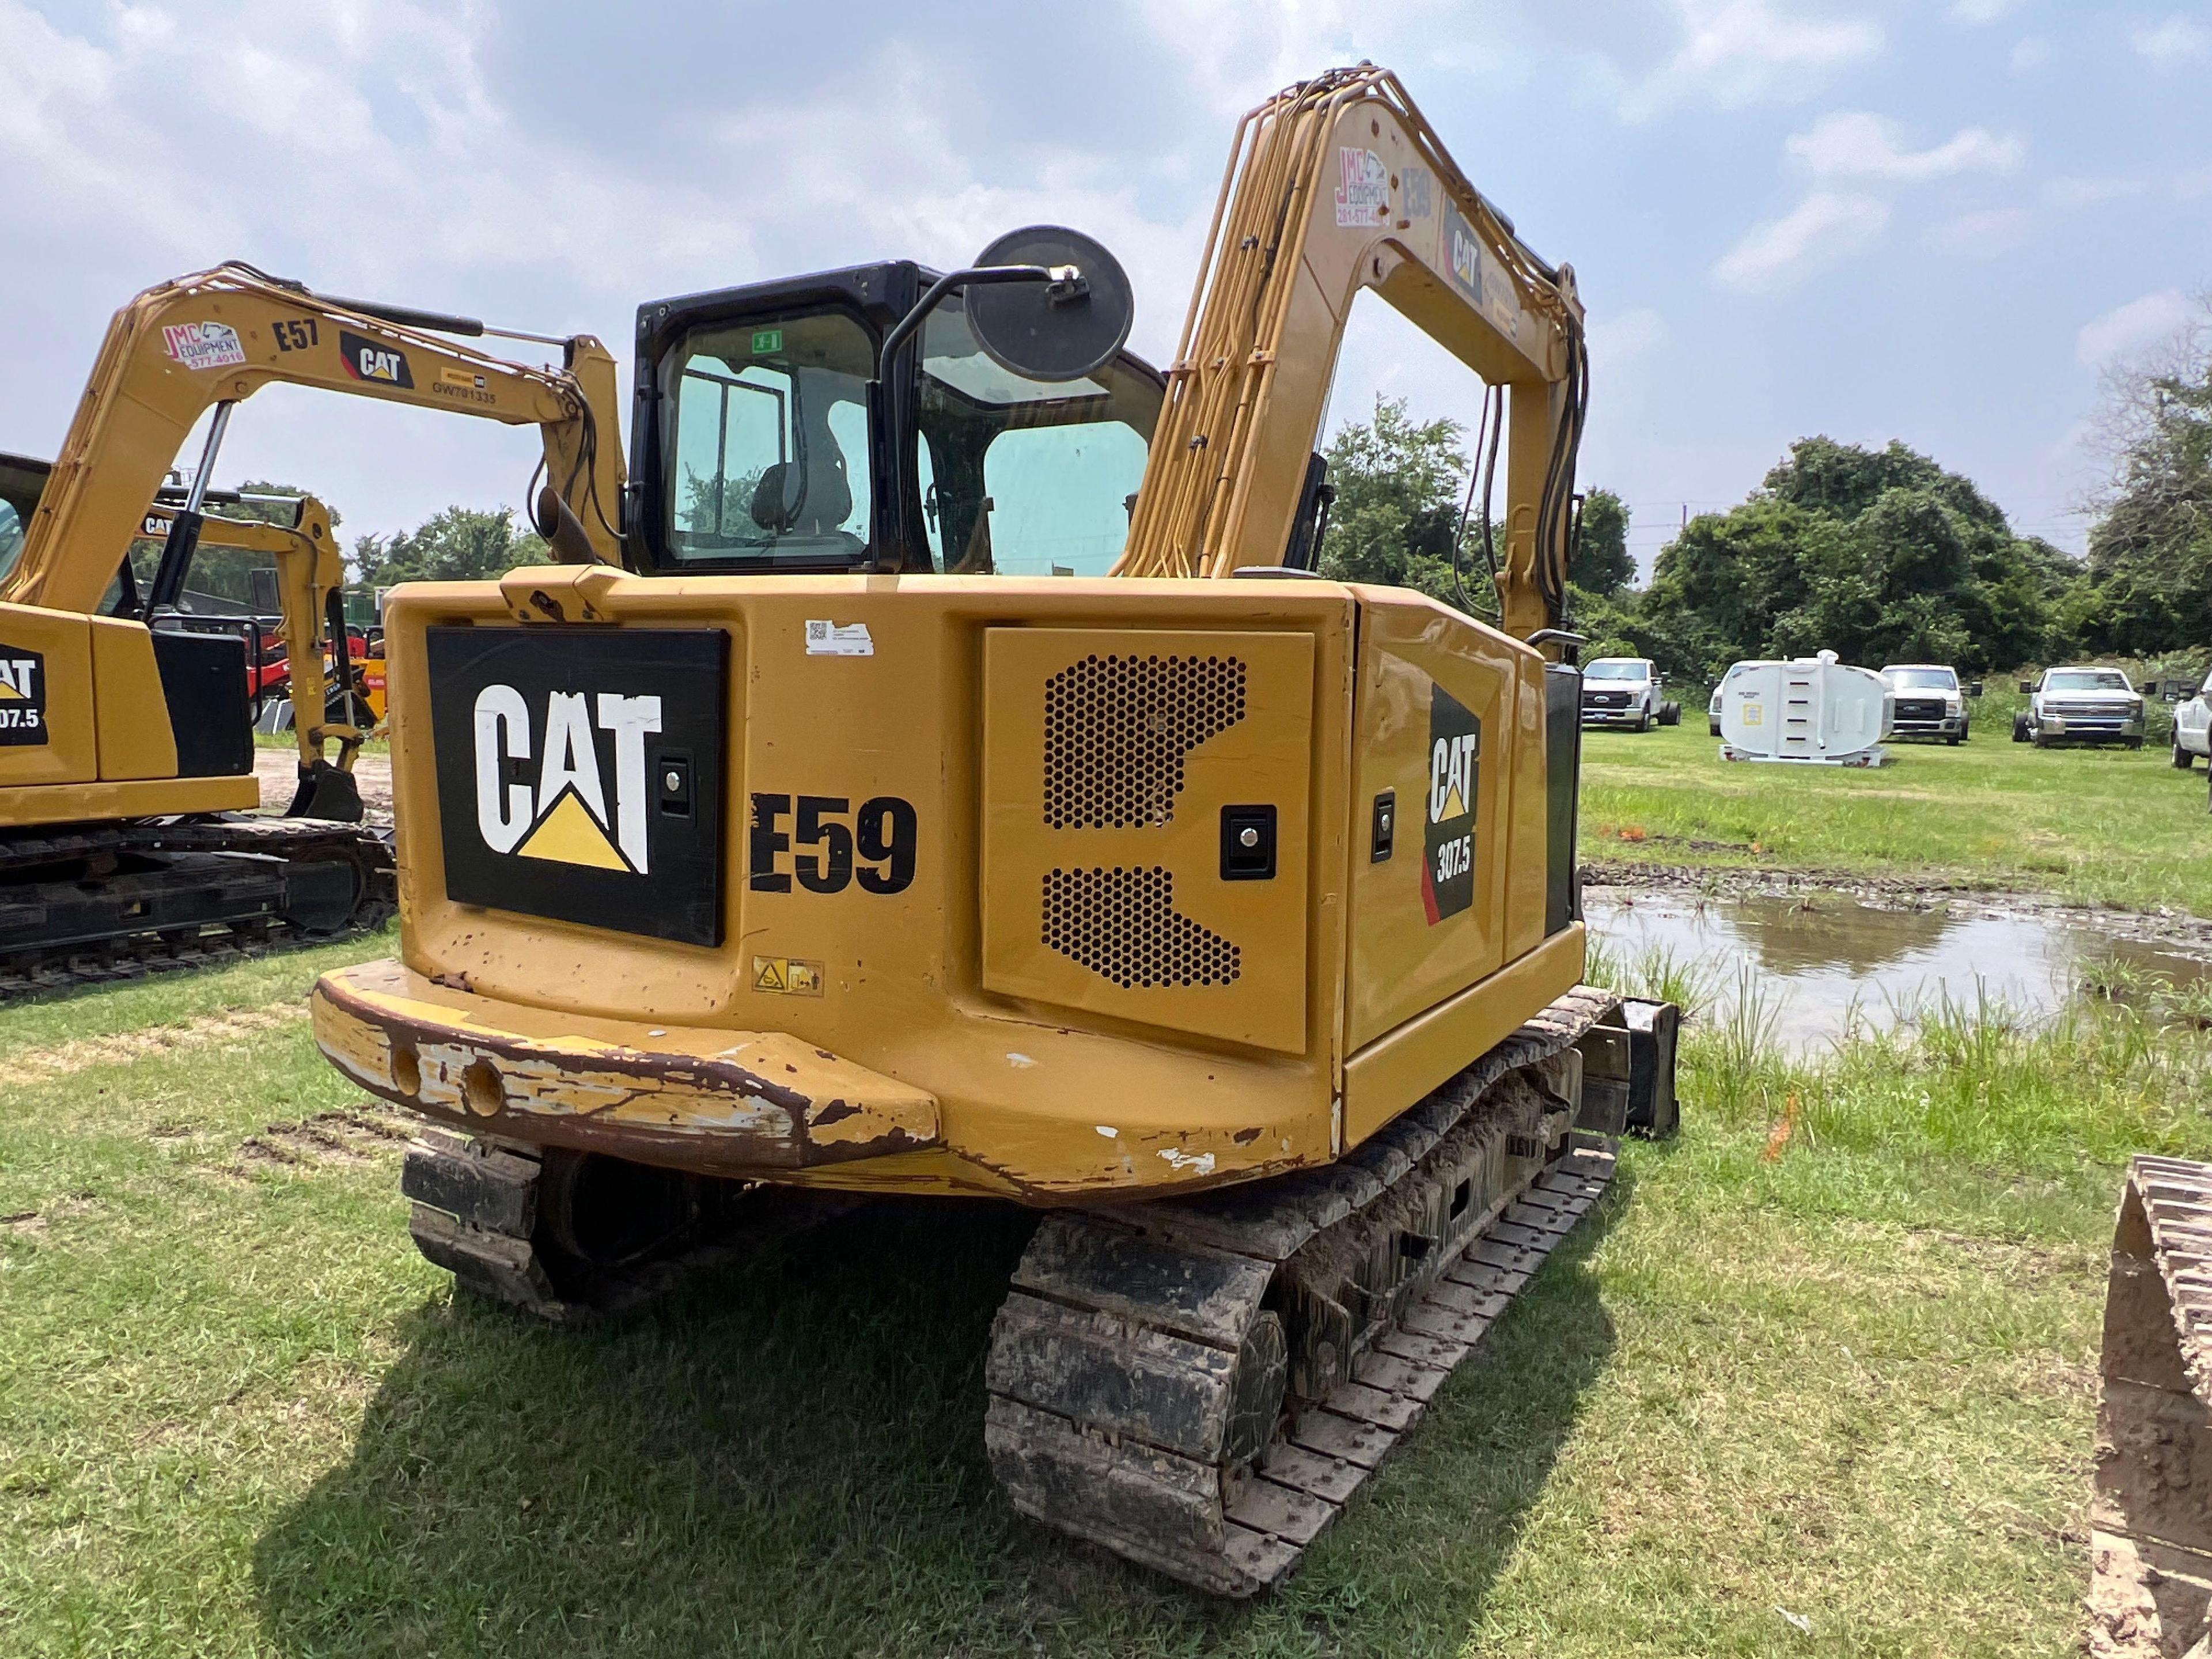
[338,330,415,389]
[0,647,47,747]
[472,685,662,874]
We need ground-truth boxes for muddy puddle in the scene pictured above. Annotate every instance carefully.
[1583,885,2212,1051]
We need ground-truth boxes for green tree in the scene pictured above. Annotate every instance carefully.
[2075,296,2212,656]
[1640,437,2071,677]
[1317,396,1483,611]
[231,480,341,533]
[1570,488,1633,596]
[351,506,548,586]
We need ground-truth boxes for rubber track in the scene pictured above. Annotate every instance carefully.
[402,1127,859,1325]
[2123,1154,2212,1393]
[984,985,1622,1595]
[0,816,394,1003]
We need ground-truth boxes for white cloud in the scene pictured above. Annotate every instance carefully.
[1588,306,1671,365]
[1948,0,2022,21]
[1925,206,2033,257]
[2044,175,2149,209]
[1625,0,1884,118]
[2132,14,2212,63]
[2009,35,2052,71]
[1713,191,1889,291]
[2076,289,2191,366]
[1787,111,2025,181]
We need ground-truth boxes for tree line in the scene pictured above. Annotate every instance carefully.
[1319,291,2212,679]
[267,287,2211,675]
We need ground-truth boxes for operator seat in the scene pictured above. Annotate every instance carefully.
[748,425,855,538]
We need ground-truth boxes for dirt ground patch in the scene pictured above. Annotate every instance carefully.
[10,999,307,1081]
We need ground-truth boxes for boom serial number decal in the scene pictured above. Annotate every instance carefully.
[748,793,916,896]
[0,648,48,746]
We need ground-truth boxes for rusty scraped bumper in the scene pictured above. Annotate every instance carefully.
[2089,1154,2212,1658]
[312,960,939,1175]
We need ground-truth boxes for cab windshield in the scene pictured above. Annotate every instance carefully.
[2047,670,2130,692]
[1883,668,1956,690]
[1584,661,1647,681]
[662,309,875,566]
[914,297,1157,576]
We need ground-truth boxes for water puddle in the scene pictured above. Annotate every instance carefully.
[1584,887,2212,1051]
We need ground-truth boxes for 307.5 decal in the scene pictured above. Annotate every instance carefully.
[748,793,916,895]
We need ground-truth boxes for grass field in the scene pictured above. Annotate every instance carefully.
[5,937,2210,1656]
[1580,704,2212,916]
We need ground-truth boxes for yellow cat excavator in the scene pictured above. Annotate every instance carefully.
[0,265,623,993]
[309,65,1678,1592]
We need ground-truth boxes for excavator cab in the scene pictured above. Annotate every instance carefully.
[629,253,1163,578]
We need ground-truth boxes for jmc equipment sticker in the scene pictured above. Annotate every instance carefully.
[1423,683,1480,924]
[0,647,46,745]
[162,321,248,372]
[427,627,727,946]
[1335,147,1389,228]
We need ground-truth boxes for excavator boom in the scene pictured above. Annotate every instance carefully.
[5,262,626,617]
[1123,66,1586,642]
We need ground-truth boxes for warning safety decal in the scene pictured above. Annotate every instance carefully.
[1422,682,1479,925]
[752,956,825,997]
[0,647,47,746]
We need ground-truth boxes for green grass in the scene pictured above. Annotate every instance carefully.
[5,941,2207,1656]
[1581,712,2212,914]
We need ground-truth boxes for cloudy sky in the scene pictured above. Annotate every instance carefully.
[3,0,2207,573]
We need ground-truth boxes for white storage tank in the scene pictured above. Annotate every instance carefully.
[1719,652,1893,766]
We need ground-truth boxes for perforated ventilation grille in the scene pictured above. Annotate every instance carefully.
[1041,866,1242,988]
[1044,654,1248,829]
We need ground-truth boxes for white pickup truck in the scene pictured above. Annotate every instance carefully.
[1580,658,1679,731]
[1879,663,1980,745]
[2013,666,2146,749]
[2171,668,2212,768]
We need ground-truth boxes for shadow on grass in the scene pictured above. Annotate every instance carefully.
[254,1172,1631,1659]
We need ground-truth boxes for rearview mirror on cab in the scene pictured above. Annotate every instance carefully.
[965,226,1135,383]
[1968,681,1983,698]
[2018,679,2034,694]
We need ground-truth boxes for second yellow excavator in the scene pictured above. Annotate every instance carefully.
[310,65,1679,1592]
[0,266,624,993]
